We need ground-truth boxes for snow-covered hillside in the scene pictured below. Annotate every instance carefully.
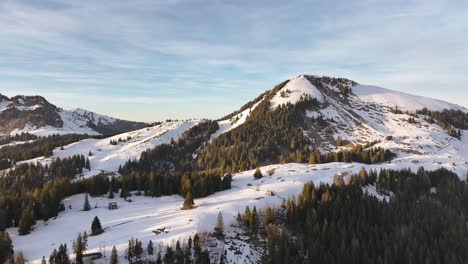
[20,121,198,178]
[5,74,468,263]
[10,152,468,263]
[353,84,467,113]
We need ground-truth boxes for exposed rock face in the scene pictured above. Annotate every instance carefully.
[0,94,146,136]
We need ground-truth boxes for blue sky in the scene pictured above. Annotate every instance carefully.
[0,0,467,122]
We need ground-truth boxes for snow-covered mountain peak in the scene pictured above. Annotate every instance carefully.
[270,75,325,109]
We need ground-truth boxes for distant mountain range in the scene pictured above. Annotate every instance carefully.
[0,93,147,136]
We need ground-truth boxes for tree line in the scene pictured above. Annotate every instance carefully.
[234,167,468,264]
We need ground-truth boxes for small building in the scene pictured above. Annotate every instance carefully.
[83,252,102,260]
[108,202,118,210]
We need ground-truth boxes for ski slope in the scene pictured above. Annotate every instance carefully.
[20,121,198,178]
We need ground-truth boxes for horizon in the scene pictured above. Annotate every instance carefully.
[1,0,468,122]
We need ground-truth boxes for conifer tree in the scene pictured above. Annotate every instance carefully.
[263,207,276,225]
[244,206,251,226]
[18,205,34,235]
[250,206,259,237]
[83,194,91,211]
[214,212,224,238]
[85,158,91,171]
[73,233,85,264]
[254,168,263,179]
[109,246,118,264]
[91,216,103,235]
[41,256,47,264]
[49,249,57,264]
[156,253,162,264]
[54,244,70,264]
[147,240,154,256]
[193,234,201,257]
[183,192,195,209]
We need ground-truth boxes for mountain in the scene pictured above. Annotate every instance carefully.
[4,75,468,263]
[198,75,467,172]
[0,94,147,137]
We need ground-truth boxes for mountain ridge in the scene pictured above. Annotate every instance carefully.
[0,93,147,137]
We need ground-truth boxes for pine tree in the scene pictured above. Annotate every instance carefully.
[263,207,276,225]
[83,194,91,211]
[85,157,91,171]
[214,212,224,238]
[91,216,103,235]
[193,234,201,256]
[82,231,88,249]
[55,244,70,264]
[156,253,162,264]
[183,192,195,209]
[73,233,84,264]
[108,181,114,199]
[41,256,47,264]
[244,206,251,226]
[49,249,57,264]
[110,246,118,264]
[147,240,154,256]
[164,245,174,263]
[254,168,263,179]
[250,207,259,237]
[18,205,34,235]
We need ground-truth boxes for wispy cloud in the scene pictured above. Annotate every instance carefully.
[0,0,467,122]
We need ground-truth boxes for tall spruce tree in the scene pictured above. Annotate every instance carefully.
[83,194,91,211]
[91,216,103,235]
[109,246,118,264]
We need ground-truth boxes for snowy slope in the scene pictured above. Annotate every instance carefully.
[10,154,468,263]
[270,75,324,109]
[211,99,264,140]
[20,121,198,178]
[353,84,467,113]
